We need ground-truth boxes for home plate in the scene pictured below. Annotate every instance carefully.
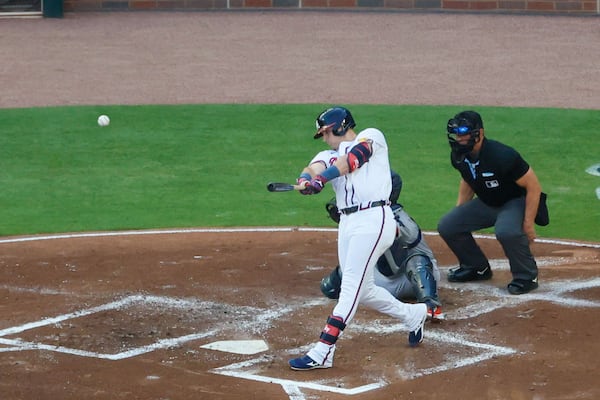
[200,340,269,355]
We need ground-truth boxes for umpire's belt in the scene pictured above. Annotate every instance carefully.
[340,200,390,215]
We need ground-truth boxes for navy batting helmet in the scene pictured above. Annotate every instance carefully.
[314,107,356,139]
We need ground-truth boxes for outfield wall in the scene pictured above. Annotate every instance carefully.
[62,0,598,14]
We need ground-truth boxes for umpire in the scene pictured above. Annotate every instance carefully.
[437,111,548,295]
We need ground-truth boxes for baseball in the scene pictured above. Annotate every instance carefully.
[97,115,110,127]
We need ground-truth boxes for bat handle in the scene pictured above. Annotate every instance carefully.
[294,181,311,191]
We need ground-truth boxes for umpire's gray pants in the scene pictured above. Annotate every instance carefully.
[437,197,538,282]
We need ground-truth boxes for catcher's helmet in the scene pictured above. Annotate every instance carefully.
[314,107,356,139]
[446,110,483,155]
[320,265,342,299]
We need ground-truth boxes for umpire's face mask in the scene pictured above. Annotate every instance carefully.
[446,118,480,155]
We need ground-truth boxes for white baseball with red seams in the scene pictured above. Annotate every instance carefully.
[97,115,110,127]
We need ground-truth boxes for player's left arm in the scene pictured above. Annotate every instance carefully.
[301,161,327,177]
[297,151,336,194]
[515,167,542,242]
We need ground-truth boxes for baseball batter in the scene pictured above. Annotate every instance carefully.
[321,172,444,320]
[288,107,427,371]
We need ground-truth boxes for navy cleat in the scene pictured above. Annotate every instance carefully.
[289,355,331,371]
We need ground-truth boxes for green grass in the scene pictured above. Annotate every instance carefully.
[1,104,598,242]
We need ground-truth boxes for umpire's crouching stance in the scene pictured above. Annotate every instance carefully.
[437,111,549,295]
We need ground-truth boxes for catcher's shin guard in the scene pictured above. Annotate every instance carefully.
[406,255,440,306]
[319,316,346,345]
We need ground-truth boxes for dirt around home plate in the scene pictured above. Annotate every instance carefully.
[1,11,599,400]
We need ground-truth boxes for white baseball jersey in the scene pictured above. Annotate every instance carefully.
[309,128,392,209]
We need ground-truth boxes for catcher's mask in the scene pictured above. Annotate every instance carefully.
[314,107,356,139]
[446,110,483,155]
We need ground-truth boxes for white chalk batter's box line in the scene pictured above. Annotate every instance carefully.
[438,259,600,320]
[211,329,518,397]
[0,294,300,359]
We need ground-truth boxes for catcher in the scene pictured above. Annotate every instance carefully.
[320,171,444,320]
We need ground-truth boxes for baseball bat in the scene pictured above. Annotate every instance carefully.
[266,182,306,192]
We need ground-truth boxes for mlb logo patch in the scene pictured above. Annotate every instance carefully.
[485,180,499,188]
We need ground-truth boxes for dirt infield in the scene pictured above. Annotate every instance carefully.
[1,11,599,400]
[1,230,599,399]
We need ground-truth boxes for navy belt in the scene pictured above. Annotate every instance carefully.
[340,200,389,215]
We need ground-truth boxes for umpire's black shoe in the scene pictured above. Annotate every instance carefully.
[507,278,538,295]
[447,265,492,282]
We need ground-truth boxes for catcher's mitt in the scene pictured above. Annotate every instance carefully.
[325,197,340,224]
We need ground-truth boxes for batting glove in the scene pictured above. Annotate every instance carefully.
[308,175,327,194]
[297,175,313,195]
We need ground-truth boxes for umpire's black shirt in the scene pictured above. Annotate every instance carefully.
[451,138,529,207]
